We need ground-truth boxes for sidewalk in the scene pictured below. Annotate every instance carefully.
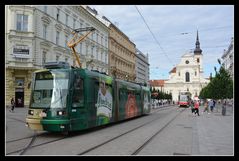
[6,107,34,142]
[192,105,234,155]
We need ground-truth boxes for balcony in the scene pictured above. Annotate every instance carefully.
[9,30,34,39]
[6,58,36,70]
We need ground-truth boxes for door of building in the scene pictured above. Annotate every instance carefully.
[15,88,24,107]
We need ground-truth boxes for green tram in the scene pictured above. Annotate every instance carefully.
[26,62,151,133]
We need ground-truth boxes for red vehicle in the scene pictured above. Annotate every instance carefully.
[178,92,191,107]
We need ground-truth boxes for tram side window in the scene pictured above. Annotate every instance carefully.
[72,76,84,107]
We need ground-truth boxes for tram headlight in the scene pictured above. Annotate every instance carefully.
[28,110,34,115]
[57,111,65,116]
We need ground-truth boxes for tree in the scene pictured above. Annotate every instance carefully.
[199,60,233,99]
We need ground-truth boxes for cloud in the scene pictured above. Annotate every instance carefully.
[90,5,234,80]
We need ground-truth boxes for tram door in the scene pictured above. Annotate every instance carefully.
[15,88,24,107]
[71,72,86,130]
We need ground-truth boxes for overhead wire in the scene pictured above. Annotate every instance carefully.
[159,25,233,38]
[134,5,174,66]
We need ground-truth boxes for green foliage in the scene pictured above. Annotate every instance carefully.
[151,89,172,100]
[199,64,233,99]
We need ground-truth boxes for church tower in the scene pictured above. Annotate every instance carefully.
[194,30,202,55]
[162,30,210,102]
[194,30,203,73]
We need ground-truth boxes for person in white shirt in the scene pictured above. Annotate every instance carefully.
[96,80,113,125]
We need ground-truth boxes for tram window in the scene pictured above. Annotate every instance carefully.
[72,77,84,107]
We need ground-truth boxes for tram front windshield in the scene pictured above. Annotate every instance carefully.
[30,70,69,108]
[180,95,188,102]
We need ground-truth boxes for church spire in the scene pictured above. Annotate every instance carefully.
[194,30,202,55]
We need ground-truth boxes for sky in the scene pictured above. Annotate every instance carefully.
[90,5,234,80]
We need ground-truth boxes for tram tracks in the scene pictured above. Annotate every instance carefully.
[6,128,69,155]
[6,115,68,155]
[6,133,46,143]
[19,131,37,155]
[6,117,47,143]
[132,108,185,155]
[6,132,68,155]
[151,104,175,113]
[6,105,179,155]
[78,106,184,155]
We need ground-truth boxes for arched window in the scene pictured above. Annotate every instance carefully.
[185,72,190,82]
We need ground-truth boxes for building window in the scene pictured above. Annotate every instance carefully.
[56,31,60,45]
[44,6,47,13]
[195,71,197,76]
[56,55,60,62]
[80,43,82,54]
[65,35,68,48]
[91,32,94,41]
[105,37,107,47]
[101,52,103,62]
[86,45,89,55]
[185,72,190,82]
[43,24,47,39]
[178,72,180,76]
[91,46,94,57]
[65,14,68,26]
[15,78,24,87]
[105,53,107,64]
[16,14,28,31]
[65,57,68,63]
[42,51,47,65]
[73,19,76,29]
[56,8,60,21]
[96,33,98,43]
[197,58,200,63]
[96,49,99,60]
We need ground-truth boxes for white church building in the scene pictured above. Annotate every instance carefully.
[152,31,210,102]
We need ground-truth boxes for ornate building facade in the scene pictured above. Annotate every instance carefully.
[164,31,210,101]
[5,5,109,107]
[150,31,210,102]
[221,37,234,80]
[108,23,136,82]
[82,6,137,82]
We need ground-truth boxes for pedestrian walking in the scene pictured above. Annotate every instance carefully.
[190,100,195,115]
[222,100,226,116]
[213,99,216,111]
[10,98,15,112]
[213,99,216,107]
[209,99,214,112]
[203,100,210,114]
[194,100,200,116]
